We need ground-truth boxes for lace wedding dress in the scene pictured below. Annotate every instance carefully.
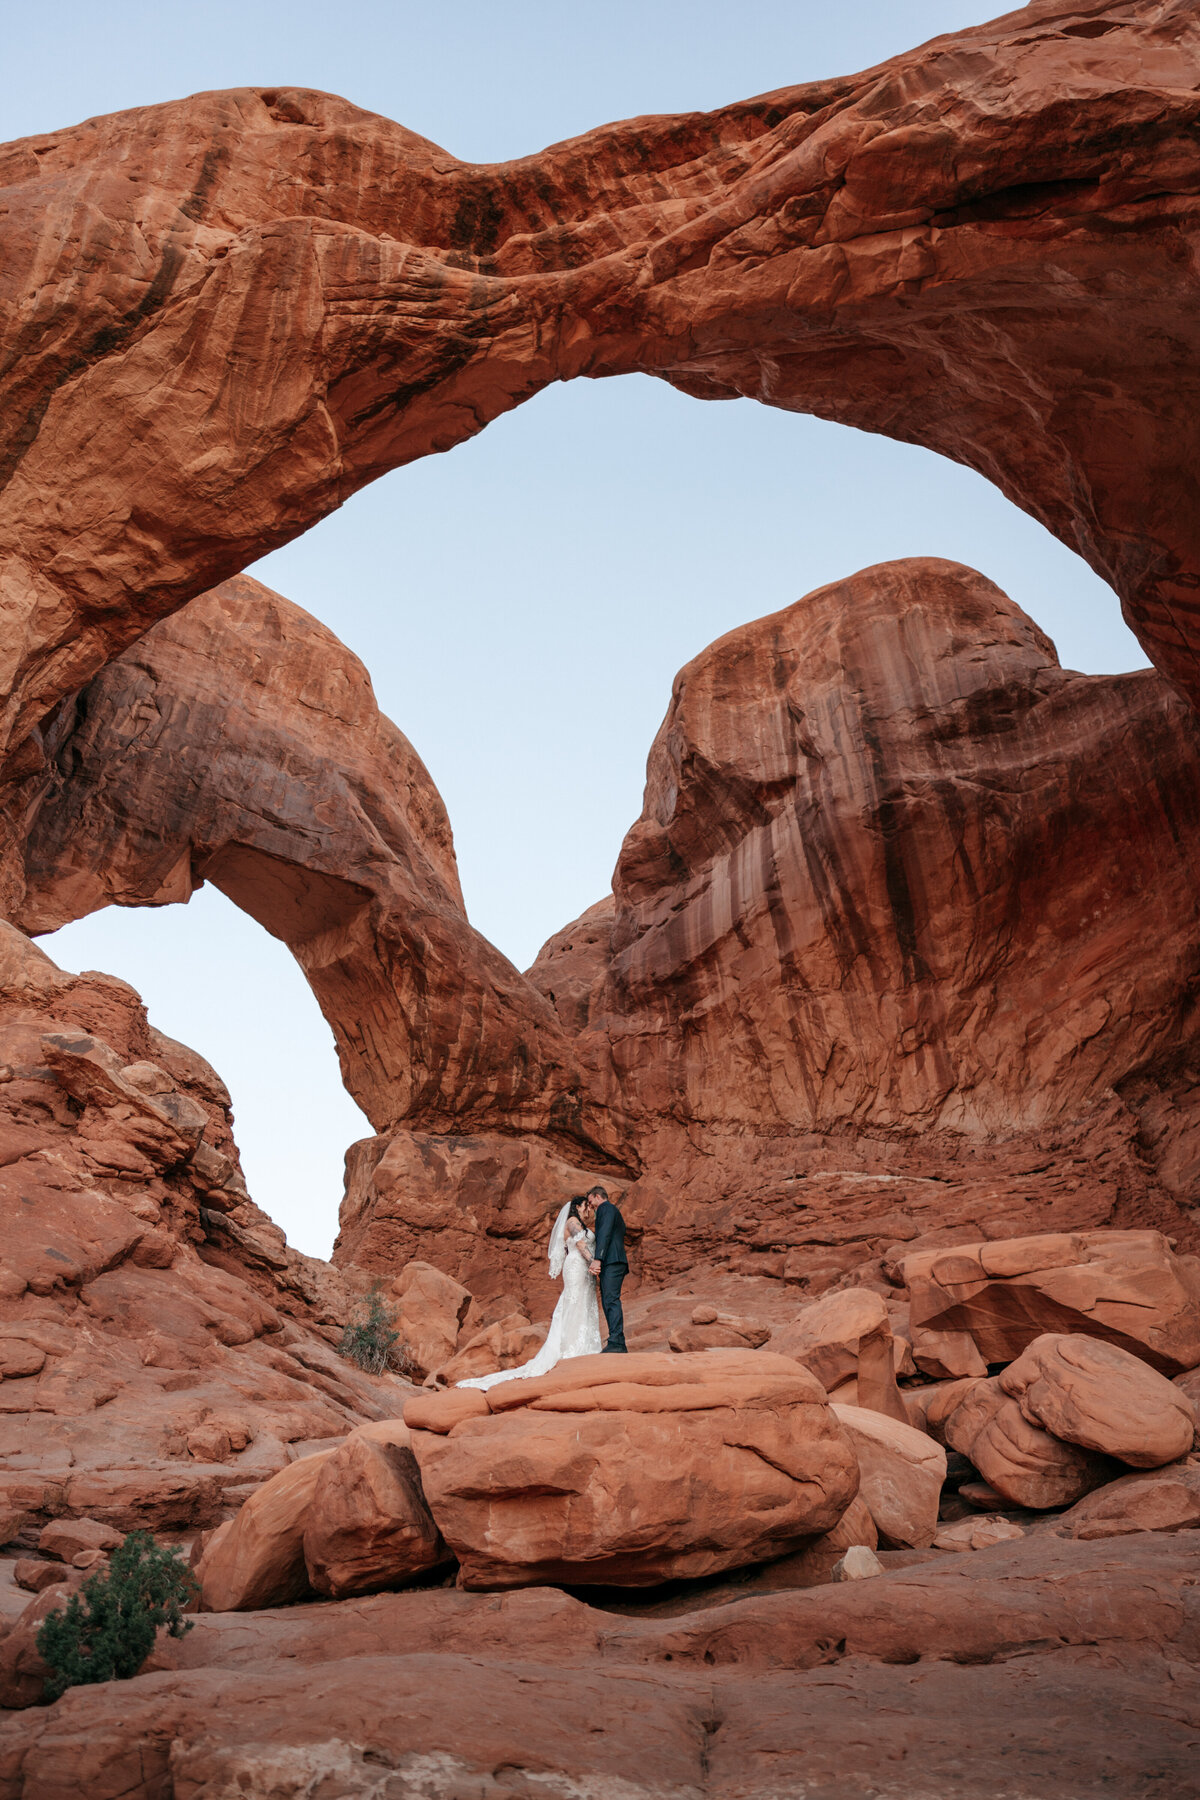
[457,1204,602,1391]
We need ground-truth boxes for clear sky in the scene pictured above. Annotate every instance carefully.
[9,2,1147,1257]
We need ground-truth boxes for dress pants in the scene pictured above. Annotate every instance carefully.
[598,1264,627,1351]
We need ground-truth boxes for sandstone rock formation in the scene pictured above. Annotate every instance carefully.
[904,1231,1200,1374]
[2,0,1200,802]
[407,1350,859,1588]
[13,551,1200,1315]
[5,1534,1199,1795]
[12,575,605,1154]
[0,921,414,1544]
[198,1452,333,1613]
[302,1419,448,1599]
[3,7,1200,1792]
[516,560,1200,1303]
[387,1262,471,1382]
[999,1332,1197,1467]
[934,1375,1116,1511]
[1057,1456,1200,1539]
[830,1405,946,1549]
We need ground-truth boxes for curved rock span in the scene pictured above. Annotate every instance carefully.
[0,0,1199,784]
[10,574,607,1152]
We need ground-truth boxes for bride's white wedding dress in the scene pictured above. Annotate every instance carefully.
[457,1205,602,1391]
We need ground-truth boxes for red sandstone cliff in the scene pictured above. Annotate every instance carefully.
[339,557,1200,1306]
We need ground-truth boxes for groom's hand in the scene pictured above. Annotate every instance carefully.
[589,1260,601,1275]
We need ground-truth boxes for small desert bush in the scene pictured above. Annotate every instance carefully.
[36,1531,196,1701]
[338,1283,405,1374]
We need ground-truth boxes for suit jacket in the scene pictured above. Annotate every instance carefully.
[593,1200,628,1271]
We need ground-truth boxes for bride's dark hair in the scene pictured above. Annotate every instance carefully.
[565,1195,587,1224]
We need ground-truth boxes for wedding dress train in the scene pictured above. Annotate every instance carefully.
[457,1207,601,1391]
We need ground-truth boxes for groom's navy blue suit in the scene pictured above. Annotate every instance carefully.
[593,1198,628,1352]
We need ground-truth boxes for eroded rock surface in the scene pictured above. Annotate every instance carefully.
[1000,1332,1197,1468]
[13,576,602,1152]
[407,1350,859,1588]
[4,1534,1199,1797]
[2,0,1200,789]
[0,923,412,1540]
[904,1230,1200,1374]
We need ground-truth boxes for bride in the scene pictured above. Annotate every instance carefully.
[457,1195,601,1390]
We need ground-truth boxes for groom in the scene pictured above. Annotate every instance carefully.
[587,1184,628,1353]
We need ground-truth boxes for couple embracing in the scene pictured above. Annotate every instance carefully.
[458,1185,628,1392]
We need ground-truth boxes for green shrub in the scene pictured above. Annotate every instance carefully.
[338,1283,405,1374]
[36,1531,196,1701]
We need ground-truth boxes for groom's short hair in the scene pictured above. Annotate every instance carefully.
[587,1184,608,1201]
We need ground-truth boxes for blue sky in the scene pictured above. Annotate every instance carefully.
[10,2,1146,1256]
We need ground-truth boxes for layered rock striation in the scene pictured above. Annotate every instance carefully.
[346,557,1200,1298]
[0,921,414,1542]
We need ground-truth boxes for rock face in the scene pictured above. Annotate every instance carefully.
[515,562,1200,1300]
[999,1333,1197,1468]
[2,1,1200,794]
[388,1263,471,1382]
[338,1129,616,1310]
[406,1350,859,1588]
[0,921,415,1543]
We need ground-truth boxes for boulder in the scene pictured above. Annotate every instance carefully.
[1056,1459,1200,1540]
[831,1405,946,1549]
[38,1517,123,1561]
[1000,1333,1196,1469]
[0,1576,85,1709]
[902,1231,1200,1375]
[389,1263,472,1381]
[669,1310,771,1353]
[957,1480,1022,1513]
[0,1508,27,1548]
[1173,1366,1200,1412]
[932,1517,1026,1554]
[937,1377,1115,1511]
[0,1339,45,1378]
[303,1420,448,1598]
[768,1289,891,1392]
[767,1497,879,1590]
[407,1351,858,1588]
[199,1452,333,1612]
[13,1560,69,1594]
[831,1545,883,1582]
[908,1324,988,1382]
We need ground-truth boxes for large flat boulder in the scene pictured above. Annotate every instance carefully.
[902,1231,1200,1374]
[302,1420,448,1598]
[406,1350,858,1588]
[1000,1333,1196,1469]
